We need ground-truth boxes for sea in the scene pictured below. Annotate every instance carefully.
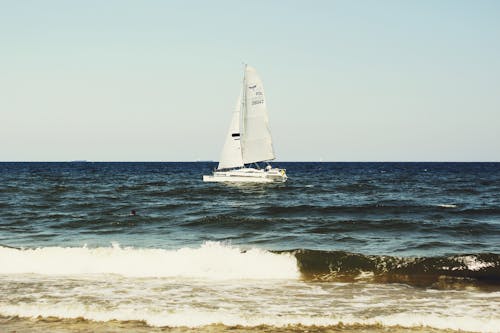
[0,162,499,333]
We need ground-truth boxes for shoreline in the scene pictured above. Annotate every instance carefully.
[0,316,468,333]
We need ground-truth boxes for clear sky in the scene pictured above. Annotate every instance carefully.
[1,0,499,161]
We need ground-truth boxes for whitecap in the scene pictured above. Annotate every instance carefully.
[0,241,299,280]
[437,204,457,208]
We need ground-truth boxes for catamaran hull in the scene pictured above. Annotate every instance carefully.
[203,168,287,183]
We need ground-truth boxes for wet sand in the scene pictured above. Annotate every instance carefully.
[0,316,467,333]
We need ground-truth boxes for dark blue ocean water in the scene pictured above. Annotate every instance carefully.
[1,162,500,331]
[1,162,499,256]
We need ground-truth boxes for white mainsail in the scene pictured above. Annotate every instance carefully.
[241,66,275,164]
[217,92,244,170]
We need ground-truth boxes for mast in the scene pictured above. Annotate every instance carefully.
[240,63,247,150]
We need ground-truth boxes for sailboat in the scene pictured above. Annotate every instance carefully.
[203,65,287,183]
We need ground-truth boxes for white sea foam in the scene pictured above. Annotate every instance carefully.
[0,242,299,279]
[437,204,457,208]
[371,313,500,333]
[354,271,375,280]
[1,243,499,332]
[1,303,499,332]
[458,255,495,271]
[0,273,498,332]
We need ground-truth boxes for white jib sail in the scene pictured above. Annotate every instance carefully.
[217,92,244,170]
[241,66,275,164]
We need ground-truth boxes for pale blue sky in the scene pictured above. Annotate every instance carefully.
[1,0,499,161]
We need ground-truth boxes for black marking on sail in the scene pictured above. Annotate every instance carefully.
[231,133,240,137]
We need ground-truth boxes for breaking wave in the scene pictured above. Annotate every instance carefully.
[289,249,500,288]
[0,242,299,280]
[1,242,499,288]
[1,242,499,331]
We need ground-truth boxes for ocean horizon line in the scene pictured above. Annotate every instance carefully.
[0,160,499,163]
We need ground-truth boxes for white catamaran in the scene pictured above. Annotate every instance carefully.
[203,65,287,183]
